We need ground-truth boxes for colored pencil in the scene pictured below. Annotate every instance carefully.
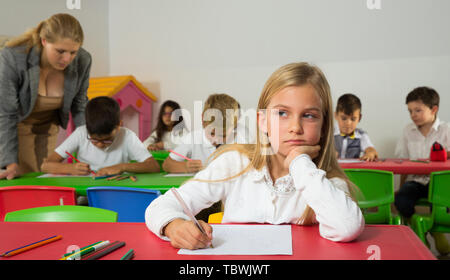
[115,175,130,181]
[63,240,103,257]
[65,151,96,176]
[169,149,192,161]
[410,159,430,163]
[130,176,137,182]
[1,235,62,257]
[171,188,213,248]
[107,174,122,181]
[120,249,134,260]
[62,240,110,260]
[93,174,119,180]
[83,241,126,260]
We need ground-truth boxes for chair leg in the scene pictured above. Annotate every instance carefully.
[410,215,430,247]
[391,215,402,225]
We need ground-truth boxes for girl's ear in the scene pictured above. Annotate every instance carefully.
[257,109,268,134]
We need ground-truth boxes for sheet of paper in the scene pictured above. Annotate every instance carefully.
[37,174,93,178]
[338,159,364,163]
[164,173,196,177]
[178,224,292,255]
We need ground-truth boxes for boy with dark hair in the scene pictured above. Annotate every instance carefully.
[42,96,160,176]
[334,93,378,161]
[395,86,450,255]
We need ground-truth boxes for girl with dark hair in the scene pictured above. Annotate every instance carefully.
[143,100,188,151]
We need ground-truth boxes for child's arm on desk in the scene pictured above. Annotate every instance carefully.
[96,157,160,176]
[41,152,91,175]
[162,156,202,173]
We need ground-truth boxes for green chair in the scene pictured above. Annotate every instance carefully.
[411,170,450,246]
[151,150,170,171]
[4,205,118,222]
[344,169,401,225]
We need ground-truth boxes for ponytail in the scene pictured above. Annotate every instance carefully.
[5,13,84,52]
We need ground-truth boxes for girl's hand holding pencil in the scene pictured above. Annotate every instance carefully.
[163,218,213,250]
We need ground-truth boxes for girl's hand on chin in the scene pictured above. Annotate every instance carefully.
[284,145,320,169]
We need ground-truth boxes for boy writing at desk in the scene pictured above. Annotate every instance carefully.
[41,96,160,176]
[334,93,378,161]
[395,86,450,255]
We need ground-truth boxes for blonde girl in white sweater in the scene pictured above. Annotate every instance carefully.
[145,62,364,250]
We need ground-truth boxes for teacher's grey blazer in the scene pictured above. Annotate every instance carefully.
[0,45,92,168]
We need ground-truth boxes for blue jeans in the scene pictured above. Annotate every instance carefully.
[394,181,429,218]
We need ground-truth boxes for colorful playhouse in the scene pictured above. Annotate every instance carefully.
[85,75,157,141]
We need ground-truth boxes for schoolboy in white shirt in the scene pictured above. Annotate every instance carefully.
[395,86,450,255]
[41,96,160,176]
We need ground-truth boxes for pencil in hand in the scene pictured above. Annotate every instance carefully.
[169,150,192,161]
[65,151,96,176]
[171,188,213,248]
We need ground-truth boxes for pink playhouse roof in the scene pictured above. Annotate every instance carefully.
[87,75,157,101]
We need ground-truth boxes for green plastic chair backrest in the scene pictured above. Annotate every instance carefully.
[344,169,394,207]
[4,205,118,222]
[344,169,394,224]
[428,171,450,227]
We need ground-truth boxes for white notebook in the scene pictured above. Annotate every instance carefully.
[178,224,292,255]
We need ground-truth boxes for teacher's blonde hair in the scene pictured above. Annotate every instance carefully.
[6,13,84,52]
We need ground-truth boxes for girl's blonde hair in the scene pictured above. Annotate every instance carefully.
[202,93,240,132]
[198,62,360,225]
[6,13,84,52]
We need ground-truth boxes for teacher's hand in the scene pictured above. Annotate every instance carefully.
[0,163,19,180]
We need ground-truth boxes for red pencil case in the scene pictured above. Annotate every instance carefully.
[429,141,447,161]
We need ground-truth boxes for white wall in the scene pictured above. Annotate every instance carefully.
[108,0,450,158]
[2,0,449,159]
[0,0,110,76]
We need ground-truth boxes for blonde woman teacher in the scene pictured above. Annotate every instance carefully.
[0,13,91,179]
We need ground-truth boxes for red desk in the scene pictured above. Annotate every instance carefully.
[0,222,435,260]
[339,158,450,175]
